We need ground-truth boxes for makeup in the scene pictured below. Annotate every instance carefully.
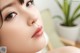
[32,26,43,38]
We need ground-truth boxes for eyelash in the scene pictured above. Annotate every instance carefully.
[26,0,34,7]
[4,0,34,21]
[4,12,17,21]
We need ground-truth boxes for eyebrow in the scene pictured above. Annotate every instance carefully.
[0,2,14,21]
[0,0,24,13]
[0,3,14,13]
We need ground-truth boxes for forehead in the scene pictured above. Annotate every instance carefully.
[0,0,15,9]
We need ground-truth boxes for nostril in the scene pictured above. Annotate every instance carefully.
[28,19,36,26]
[32,21,35,24]
[27,16,38,26]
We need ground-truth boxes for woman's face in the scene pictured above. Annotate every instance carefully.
[0,0,46,53]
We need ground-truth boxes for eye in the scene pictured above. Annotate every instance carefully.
[5,12,17,21]
[26,0,34,7]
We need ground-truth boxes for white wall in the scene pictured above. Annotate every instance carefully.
[34,0,49,11]
[34,0,80,25]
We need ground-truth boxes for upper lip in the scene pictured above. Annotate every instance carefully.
[32,26,42,38]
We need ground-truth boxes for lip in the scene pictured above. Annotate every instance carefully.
[32,26,43,38]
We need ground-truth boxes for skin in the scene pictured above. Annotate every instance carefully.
[48,46,80,53]
[0,0,80,53]
[0,0,47,53]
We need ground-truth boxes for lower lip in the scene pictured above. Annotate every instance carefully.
[32,29,43,38]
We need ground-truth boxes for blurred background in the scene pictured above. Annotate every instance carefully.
[34,0,80,25]
[34,0,80,49]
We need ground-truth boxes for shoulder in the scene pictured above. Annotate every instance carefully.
[47,46,80,53]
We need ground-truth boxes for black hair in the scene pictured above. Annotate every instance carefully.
[19,0,24,4]
[0,11,3,29]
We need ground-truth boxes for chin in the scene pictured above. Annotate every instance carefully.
[35,32,49,52]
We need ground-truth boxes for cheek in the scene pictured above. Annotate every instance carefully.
[0,22,35,52]
[0,21,32,45]
[0,23,46,53]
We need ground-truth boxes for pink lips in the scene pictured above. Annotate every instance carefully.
[32,26,43,38]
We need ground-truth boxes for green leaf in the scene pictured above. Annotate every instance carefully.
[64,0,68,17]
[66,0,72,23]
[71,4,80,19]
[67,0,72,18]
[54,0,80,26]
[55,0,63,11]
[71,13,80,22]
[53,15,63,21]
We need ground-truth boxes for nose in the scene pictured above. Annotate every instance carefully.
[21,8,38,26]
[27,16,38,26]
